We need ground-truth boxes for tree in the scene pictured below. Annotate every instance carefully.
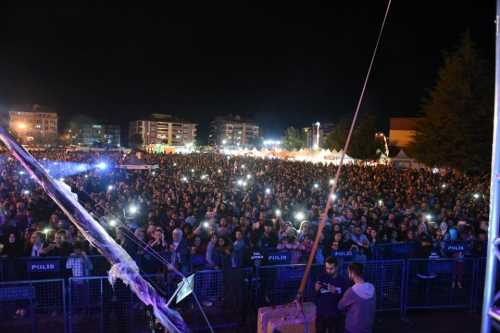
[324,114,383,159]
[282,127,306,151]
[409,31,493,173]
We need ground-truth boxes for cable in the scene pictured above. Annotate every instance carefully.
[297,0,393,300]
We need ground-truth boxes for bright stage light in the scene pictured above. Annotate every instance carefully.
[96,162,108,170]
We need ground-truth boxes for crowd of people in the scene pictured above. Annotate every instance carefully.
[0,150,490,278]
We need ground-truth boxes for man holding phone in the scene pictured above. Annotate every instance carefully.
[315,256,349,333]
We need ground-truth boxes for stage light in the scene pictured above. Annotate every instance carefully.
[275,209,282,217]
[96,162,108,170]
[441,184,447,189]
[217,169,222,174]
[237,179,244,186]
[59,178,65,182]
[43,228,52,235]
[151,171,156,176]
[191,169,195,173]
[173,163,177,167]
[201,174,208,180]
[425,214,432,221]
[181,176,188,182]
[294,211,305,221]
[241,164,245,169]
[242,181,247,187]
[84,175,89,179]
[432,168,439,174]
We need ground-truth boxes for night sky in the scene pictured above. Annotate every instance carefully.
[0,2,496,142]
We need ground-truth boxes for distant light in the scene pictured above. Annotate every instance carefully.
[329,179,335,185]
[17,122,27,130]
[378,199,383,206]
[241,164,246,169]
[237,179,244,186]
[203,222,210,228]
[107,185,114,191]
[217,169,222,173]
[313,183,319,189]
[109,220,117,227]
[246,174,252,179]
[265,188,271,195]
[441,184,447,189]
[222,139,227,145]
[331,193,337,201]
[473,193,481,199]
[59,178,65,182]
[425,214,432,220]
[23,190,30,195]
[432,168,439,174]
[181,176,188,182]
[294,212,305,221]
[275,209,282,217]
[173,163,177,167]
[42,228,52,235]
[128,205,139,215]
[96,162,108,170]
[201,174,208,180]
[242,181,248,187]
[315,122,320,127]
[84,175,89,179]
[19,171,25,175]
[151,171,156,176]
[191,169,195,173]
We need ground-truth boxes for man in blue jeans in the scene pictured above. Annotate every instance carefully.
[315,256,349,333]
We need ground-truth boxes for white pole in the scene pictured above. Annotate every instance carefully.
[481,2,500,332]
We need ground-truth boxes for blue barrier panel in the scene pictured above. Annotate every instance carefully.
[405,258,475,310]
[372,243,419,260]
[0,279,66,333]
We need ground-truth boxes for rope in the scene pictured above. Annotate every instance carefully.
[296,0,393,301]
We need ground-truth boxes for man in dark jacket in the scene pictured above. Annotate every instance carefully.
[315,256,349,333]
[338,263,376,333]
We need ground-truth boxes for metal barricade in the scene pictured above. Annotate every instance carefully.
[405,258,475,310]
[0,279,66,333]
[190,268,252,331]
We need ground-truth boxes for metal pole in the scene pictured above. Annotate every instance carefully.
[481,2,500,332]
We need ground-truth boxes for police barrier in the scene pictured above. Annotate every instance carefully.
[0,258,488,332]
[0,279,66,333]
[405,258,476,310]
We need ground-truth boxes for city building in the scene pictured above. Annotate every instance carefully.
[72,124,121,147]
[389,117,421,148]
[8,104,58,145]
[129,114,197,147]
[303,122,334,149]
[209,115,260,148]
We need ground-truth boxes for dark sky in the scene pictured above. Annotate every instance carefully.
[0,2,496,142]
